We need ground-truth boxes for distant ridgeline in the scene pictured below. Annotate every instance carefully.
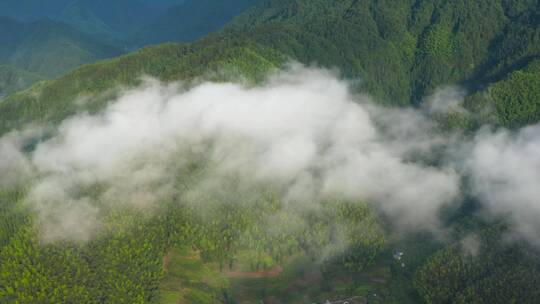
[1,0,539,130]
[0,1,540,303]
[0,0,264,98]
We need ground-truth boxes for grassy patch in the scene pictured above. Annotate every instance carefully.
[159,247,227,304]
[159,246,422,303]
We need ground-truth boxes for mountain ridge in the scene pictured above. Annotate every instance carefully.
[2,0,538,129]
[0,1,540,303]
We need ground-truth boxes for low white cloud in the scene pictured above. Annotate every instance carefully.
[6,65,540,246]
[423,86,468,116]
[0,66,464,241]
[468,125,540,245]
[0,129,37,187]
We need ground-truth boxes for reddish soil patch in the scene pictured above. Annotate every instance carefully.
[370,277,387,283]
[163,251,172,271]
[227,265,284,279]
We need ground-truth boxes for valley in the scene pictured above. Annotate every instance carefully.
[0,1,539,303]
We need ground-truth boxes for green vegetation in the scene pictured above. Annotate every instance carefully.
[2,0,539,131]
[0,65,43,98]
[6,20,121,79]
[0,39,283,134]
[0,1,539,303]
[0,178,387,303]
[415,228,540,304]
[133,0,263,45]
[0,189,169,303]
[466,59,540,128]
[0,17,121,98]
[0,17,121,78]
[0,1,265,99]
[228,0,528,106]
[159,248,226,304]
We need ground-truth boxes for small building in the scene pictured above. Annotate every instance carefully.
[393,251,404,261]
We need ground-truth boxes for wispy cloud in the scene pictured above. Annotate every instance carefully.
[1,65,538,248]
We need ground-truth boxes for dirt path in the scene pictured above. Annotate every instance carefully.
[226,265,284,279]
[163,251,172,271]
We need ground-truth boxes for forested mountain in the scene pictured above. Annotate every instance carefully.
[59,0,158,38]
[0,65,43,98]
[0,0,264,44]
[2,0,538,129]
[0,0,264,97]
[0,0,539,303]
[228,0,540,126]
[0,0,186,21]
[0,0,72,21]
[1,18,121,78]
[133,0,263,45]
[139,0,187,10]
[0,17,121,96]
[0,0,163,44]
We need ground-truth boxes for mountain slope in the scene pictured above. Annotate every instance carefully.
[0,0,72,21]
[58,1,120,41]
[61,0,158,36]
[0,17,121,95]
[1,0,539,132]
[229,0,539,106]
[0,1,267,103]
[0,0,159,44]
[0,65,43,98]
[6,19,122,78]
[0,0,265,54]
[138,0,187,11]
[0,1,540,303]
[0,37,282,133]
[133,0,263,45]
[0,17,35,61]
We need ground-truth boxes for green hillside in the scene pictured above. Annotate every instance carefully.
[229,0,540,123]
[6,19,121,78]
[0,37,282,133]
[58,1,121,42]
[58,0,158,37]
[415,230,540,304]
[0,1,540,303]
[0,65,43,98]
[0,18,34,61]
[0,1,267,97]
[0,0,72,21]
[133,0,262,45]
[2,0,539,130]
[0,17,121,95]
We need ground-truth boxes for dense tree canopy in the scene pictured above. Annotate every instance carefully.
[0,1,539,303]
